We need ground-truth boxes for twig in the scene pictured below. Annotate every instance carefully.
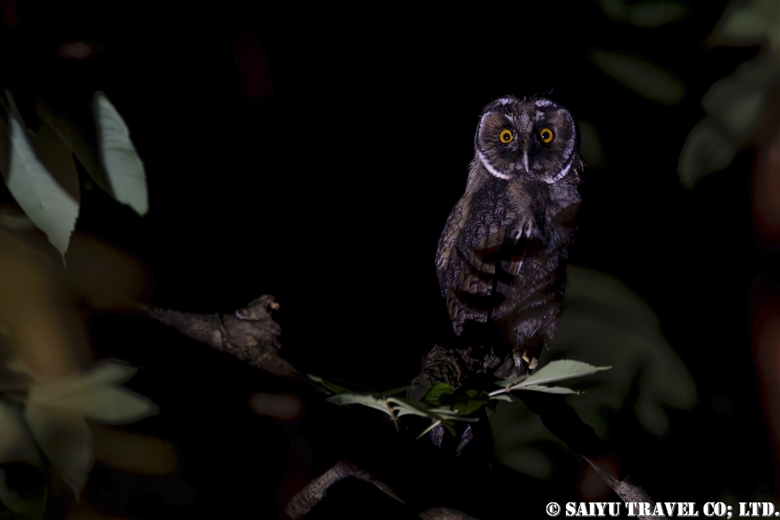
[582,456,660,520]
[419,507,481,520]
[285,461,404,519]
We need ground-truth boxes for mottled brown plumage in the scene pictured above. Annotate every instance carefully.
[435,96,583,377]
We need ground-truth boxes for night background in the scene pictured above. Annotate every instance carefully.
[1,1,778,518]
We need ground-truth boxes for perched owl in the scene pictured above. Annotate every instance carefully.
[435,95,583,378]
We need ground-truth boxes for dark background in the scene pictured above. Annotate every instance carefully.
[3,1,776,518]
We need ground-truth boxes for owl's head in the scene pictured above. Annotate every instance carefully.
[474,96,580,184]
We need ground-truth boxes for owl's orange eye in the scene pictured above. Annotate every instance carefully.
[499,129,513,143]
[539,128,554,144]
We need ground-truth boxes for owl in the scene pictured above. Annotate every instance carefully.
[435,95,583,378]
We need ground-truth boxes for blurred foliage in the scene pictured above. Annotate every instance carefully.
[0,70,159,515]
[0,359,157,516]
[0,90,148,261]
[592,0,780,187]
[679,0,780,186]
[597,0,689,27]
[591,48,685,105]
[490,265,696,479]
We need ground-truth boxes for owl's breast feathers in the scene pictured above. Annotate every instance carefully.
[435,175,580,359]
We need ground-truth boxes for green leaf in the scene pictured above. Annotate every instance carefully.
[26,361,158,424]
[596,0,629,20]
[308,374,352,394]
[389,397,480,422]
[517,360,611,388]
[24,405,92,497]
[496,373,527,388]
[381,387,409,397]
[591,49,684,105]
[93,92,148,216]
[678,120,737,187]
[420,382,455,407]
[711,0,780,47]
[489,394,513,402]
[21,361,158,497]
[326,393,394,416]
[35,96,111,195]
[387,397,438,419]
[440,420,457,437]
[445,389,491,415]
[628,2,688,27]
[0,95,79,263]
[415,420,442,440]
[516,385,581,395]
[701,56,780,141]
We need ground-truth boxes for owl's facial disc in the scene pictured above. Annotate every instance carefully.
[476,96,577,183]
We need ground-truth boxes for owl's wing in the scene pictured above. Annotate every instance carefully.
[435,188,522,337]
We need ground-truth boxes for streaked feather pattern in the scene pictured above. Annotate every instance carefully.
[435,96,583,376]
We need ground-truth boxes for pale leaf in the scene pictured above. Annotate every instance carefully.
[0,109,79,262]
[515,384,581,395]
[518,360,611,387]
[26,362,157,424]
[94,92,148,215]
[24,404,92,497]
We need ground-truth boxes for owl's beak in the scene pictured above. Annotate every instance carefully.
[522,151,530,173]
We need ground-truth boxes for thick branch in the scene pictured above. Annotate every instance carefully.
[137,295,300,379]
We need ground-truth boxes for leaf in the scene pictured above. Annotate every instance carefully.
[678,120,737,187]
[0,99,79,262]
[701,56,780,141]
[517,360,611,387]
[516,384,581,395]
[0,399,41,467]
[93,92,148,215]
[596,0,629,20]
[421,382,455,407]
[390,397,479,422]
[308,374,352,394]
[591,49,684,105]
[27,361,158,424]
[496,360,609,391]
[628,2,688,27]
[21,361,158,497]
[381,386,409,397]
[710,0,780,48]
[416,420,442,440]
[35,96,110,193]
[447,390,491,415]
[326,393,394,416]
[24,404,93,497]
